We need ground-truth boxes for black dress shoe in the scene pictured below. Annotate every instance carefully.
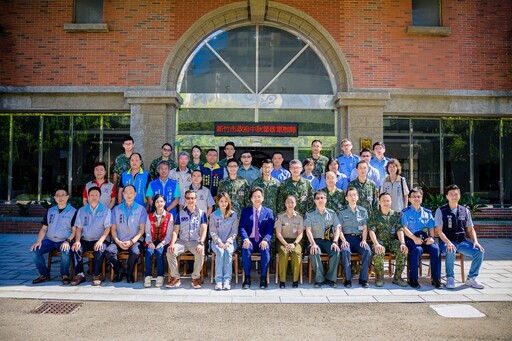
[359,279,369,288]
[127,275,135,283]
[242,278,251,289]
[408,279,421,289]
[343,280,352,288]
[260,278,268,289]
[279,281,286,289]
[314,282,322,288]
[292,281,299,288]
[113,271,125,283]
[431,278,442,288]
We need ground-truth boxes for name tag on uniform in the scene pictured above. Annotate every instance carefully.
[358,225,363,231]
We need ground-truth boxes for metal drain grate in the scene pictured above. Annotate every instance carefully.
[31,301,82,315]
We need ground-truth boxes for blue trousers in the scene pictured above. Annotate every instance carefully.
[72,239,108,276]
[31,239,70,278]
[144,241,168,276]
[212,241,237,283]
[105,242,142,276]
[439,240,483,279]
[242,239,270,278]
[406,237,441,280]
[341,234,371,281]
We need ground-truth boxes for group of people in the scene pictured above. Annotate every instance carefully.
[30,136,485,291]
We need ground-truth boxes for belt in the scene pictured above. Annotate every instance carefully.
[344,233,361,237]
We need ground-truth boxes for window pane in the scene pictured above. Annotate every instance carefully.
[103,115,131,183]
[412,119,440,193]
[442,119,470,194]
[209,27,256,92]
[412,0,440,26]
[75,0,103,23]
[42,116,70,199]
[263,47,332,94]
[258,26,307,92]
[12,116,39,200]
[0,116,9,200]
[503,121,512,204]
[259,109,334,136]
[383,118,411,184]
[473,120,500,203]
[72,116,102,198]
[182,45,248,93]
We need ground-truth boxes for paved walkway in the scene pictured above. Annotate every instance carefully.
[0,234,511,304]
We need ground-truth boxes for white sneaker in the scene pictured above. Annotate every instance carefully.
[223,281,231,290]
[445,277,455,289]
[465,277,484,289]
[214,282,223,291]
[144,276,152,288]
[155,276,164,287]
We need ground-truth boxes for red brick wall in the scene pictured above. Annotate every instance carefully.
[0,0,510,89]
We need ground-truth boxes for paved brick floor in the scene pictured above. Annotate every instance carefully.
[0,234,511,304]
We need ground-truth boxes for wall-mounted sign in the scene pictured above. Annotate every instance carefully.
[214,122,299,137]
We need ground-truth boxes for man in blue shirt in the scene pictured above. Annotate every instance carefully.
[146,160,180,216]
[30,187,77,285]
[118,153,150,208]
[71,186,112,286]
[105,185,147,283]
[370,141,390,182]
[271,151,290,183]
[337,138,360,178]
[237,151,260,186]
[401,187,441,289]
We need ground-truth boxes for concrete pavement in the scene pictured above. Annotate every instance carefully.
[0,234,511,304]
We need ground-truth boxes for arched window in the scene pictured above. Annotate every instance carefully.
[176,24,338,159]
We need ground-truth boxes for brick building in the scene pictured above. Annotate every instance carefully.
[0,0,511,204]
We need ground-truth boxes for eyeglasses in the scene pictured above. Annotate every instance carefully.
[410,195,422,199]
[185,197,196,200]
[241,155,252,158]
[162,148,172,152]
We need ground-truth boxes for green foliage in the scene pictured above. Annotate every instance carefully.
[16,201,33,217]
[39,200,54,210]
[69,197,84,209]
[460,194,487,215]
[423,193,447,212]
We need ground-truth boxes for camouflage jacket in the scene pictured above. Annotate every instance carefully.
[308,154,329,179]
[368,209,403,247]
[277,177,314,216]
[218,177,250,215]
[348,178,379,214]
[149,157,177,180]
[325,187,346,213]
[251,176,281,215]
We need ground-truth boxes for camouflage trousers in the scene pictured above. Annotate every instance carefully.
[372,240,406,279]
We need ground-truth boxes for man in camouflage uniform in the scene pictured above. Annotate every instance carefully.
[324,171,346,213]
[113,136,144,188]
[277,159,314,216]
[305,139,329,180]
[348,160,379,214]
[218,159,250,215]
[252,159,281,215]
[218,142,240,169]
[149,143,177,180]
[368,192,408,287]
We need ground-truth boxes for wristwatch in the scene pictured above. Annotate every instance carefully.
[65,238,71,243]
[199,241,204,246]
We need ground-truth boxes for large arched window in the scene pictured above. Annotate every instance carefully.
[176,24,338,159]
